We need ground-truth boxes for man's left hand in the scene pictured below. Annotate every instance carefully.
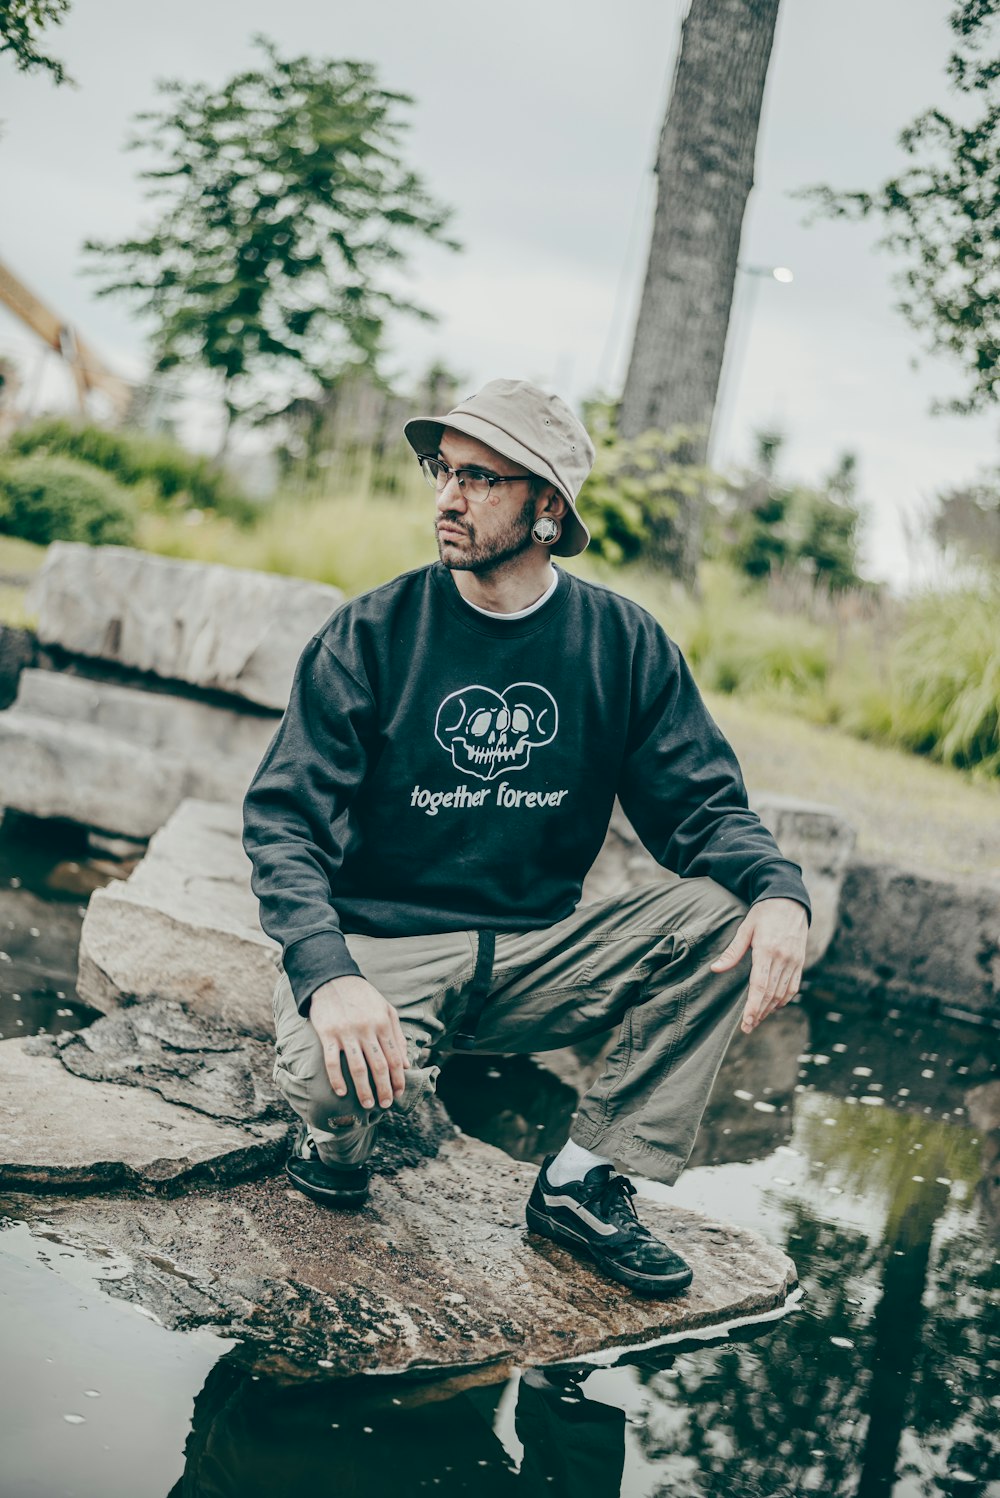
[709,897,809,1035]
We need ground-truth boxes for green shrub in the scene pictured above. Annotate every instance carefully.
[0,456,136,546]
[886,583,1000,775]
[715,432,865,591]
[8,418,253,520]
[576,401,712,579]
[685,612,830,696]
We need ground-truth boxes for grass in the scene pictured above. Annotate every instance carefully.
[704,691,1000,884]
[0,534,47,580]
[0,535,46,628]
[133,469,439,596]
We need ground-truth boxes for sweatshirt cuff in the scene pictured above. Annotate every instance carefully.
[749,865,813,926]
[282,931,363,1016]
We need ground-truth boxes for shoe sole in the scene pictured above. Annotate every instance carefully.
[525,1202,693,1297]
[284,1159,369,1209]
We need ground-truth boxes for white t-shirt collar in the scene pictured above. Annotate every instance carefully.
[459,566,560,621]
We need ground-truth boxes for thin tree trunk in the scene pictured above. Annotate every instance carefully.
[215,397,236,465]
[620,0,781,464]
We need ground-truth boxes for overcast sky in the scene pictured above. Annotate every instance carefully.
[1,0,996,588]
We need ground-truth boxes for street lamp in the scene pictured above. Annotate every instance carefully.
[709,262,794,465]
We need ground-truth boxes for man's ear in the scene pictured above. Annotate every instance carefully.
[537,483,567,520]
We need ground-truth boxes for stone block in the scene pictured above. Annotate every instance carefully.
[29,542,342,708]
[78,799,278,1036]
[0,712,253,838]
[0,1037,289,1193]
[819,857,1000,1021]
[52,999,287,1122]
[0,672,274,837]
[754,793,857,966]
[0,711,190,836]
[14,668,275,763]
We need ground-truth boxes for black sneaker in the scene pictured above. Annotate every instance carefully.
[284,1124,370,1208]
[525,1155,693,1297]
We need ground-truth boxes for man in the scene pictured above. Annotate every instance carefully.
[243,378,811,1299]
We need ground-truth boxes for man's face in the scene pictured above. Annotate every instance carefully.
[433,429,540,575]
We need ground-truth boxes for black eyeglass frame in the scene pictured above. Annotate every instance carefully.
[416,454,536,503]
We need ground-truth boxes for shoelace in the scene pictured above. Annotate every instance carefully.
[581,1170,653,1238]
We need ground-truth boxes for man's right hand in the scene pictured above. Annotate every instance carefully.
[308,976,407,1111]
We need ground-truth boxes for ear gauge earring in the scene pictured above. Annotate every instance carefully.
[531,515,561,545]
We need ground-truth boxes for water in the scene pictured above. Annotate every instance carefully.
[1,814,998,1498]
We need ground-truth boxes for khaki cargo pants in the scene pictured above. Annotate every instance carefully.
[272,877,753,1185]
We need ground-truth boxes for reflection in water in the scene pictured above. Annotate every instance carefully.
[1,806,997,1497]
[166,1357,629,1497]
[0,812,112,1038]
[855,1177,950,1498]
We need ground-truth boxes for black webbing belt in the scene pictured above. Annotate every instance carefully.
[452,929,496,1051]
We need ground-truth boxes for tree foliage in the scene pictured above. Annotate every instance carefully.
[0,0,72,83]
[84,36,459,437]
[716,429,866,590]
[796,0,1000,416]
[930,471,1000,566]
[577,398,712,578]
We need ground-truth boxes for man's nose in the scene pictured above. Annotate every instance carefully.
[436,473,467,510]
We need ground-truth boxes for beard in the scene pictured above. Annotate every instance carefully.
[436,494,537,575]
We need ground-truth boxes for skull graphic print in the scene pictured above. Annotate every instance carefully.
[434,683,558,781]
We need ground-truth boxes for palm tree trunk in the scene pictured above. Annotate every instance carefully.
[620,0,781,464]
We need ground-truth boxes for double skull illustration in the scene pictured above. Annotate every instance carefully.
[434,682,558,781]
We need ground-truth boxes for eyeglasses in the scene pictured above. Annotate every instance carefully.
[418,455,534,506]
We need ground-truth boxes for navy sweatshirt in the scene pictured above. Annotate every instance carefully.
[242,562,812,1011]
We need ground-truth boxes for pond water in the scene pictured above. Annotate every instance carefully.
[1,815,998,1498]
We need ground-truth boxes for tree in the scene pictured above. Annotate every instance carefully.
[84,36,459,454]
[719,429,866,590]
[0,0,72,83]
[620,0,782,463]
[930,474,1000,568]
[797,0,1000,417]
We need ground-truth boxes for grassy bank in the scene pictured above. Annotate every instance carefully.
[707,692,999,885]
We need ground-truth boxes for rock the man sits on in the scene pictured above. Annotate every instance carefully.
[242,378,811,1298]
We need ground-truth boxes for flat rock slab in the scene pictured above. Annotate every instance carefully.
[50,999,286,1123]
[78,799,278,1035]
[2,1128,798,1379]
[30,543,342,709]
[0,1037,290,1193]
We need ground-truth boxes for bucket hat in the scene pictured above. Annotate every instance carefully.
[403,378,596,557]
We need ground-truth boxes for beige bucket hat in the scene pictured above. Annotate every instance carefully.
[403,377,596,557]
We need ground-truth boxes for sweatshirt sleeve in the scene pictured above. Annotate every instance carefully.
[242,634,376,1013]
[617,621,812,923]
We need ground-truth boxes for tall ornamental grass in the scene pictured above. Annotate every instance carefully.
[883,583,1000,775]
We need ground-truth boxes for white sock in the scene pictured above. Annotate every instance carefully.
[546,1138,615,1186]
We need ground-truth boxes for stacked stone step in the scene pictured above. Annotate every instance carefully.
[0,541,343,841]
